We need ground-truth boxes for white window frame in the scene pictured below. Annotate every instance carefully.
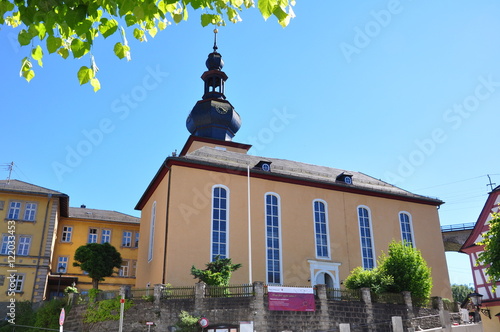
[88,228,98,243]
[14,274,25,292]
[313,199,331,260]
[23,202,37,221]
[357,205,376,270]
[148,201,156,262]
[122,231,132,247]
[57,256,69,273]
[8,201,21,220]
[399,211,415,246]
[134,232,140,248]
[61,226,73,243]
[17,236,31,256]
[101,229,111,243]
[265,192,283,285]
[1,234,11,255]
[119,260,130,277]
[211,184,230,261]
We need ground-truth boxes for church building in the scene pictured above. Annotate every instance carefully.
[134,33,452,299]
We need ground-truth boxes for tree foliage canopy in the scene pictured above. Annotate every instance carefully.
[191,255,242,286]
[345,241,433,300]
[477,211,500,290]
[1,0,296,90]
[73,242,122,289]
[451,284,474,303]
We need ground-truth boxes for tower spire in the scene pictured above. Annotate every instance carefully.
[186,31,241,141]
[213,28,218,52]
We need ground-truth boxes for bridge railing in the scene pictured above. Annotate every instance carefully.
[440,222,475,232]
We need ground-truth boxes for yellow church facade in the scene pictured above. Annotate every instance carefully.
[135,136,452,299]
[134,37,452,299]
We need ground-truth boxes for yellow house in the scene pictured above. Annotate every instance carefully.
[0,179,140,316]
[50,206,140,296]
[0,180,68,305]
[134,42,453,300]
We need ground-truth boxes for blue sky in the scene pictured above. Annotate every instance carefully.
[2,0,500,288]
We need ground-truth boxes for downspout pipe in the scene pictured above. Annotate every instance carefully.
[162,164,172,284]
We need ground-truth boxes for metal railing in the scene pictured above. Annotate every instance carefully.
[205,284,253,298]
[161,285,195,299]
[440,222,475,232]
[371,292,405,304]
[326,288,362,301]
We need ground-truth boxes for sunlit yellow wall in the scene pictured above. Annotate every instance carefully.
[136,161,452,299]
[0,191,58,303]
[481,305,500,332]
[53,215,140,294]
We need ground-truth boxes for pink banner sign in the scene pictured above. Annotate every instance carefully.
[268,286,315,312]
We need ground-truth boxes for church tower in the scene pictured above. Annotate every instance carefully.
[186,30,241,141]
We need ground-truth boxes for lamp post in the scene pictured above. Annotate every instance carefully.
[468,291,483,323]
[56,265,65,298]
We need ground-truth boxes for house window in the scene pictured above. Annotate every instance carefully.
[17,236,31,256]
[148,202,156,262]
[14,274,25,292]
[101,229,111,243]
[131,260,137,277]
[88,228,98,243]
[358,206,375,270]
[313,200,330,259]
[122,231,132,247]
[57,256,68,273]
[8,201,21,220]
[265,193,282,284]
[1,234,12,255]
[134,232,139,248]
[399,212,414,246]
[119,260,130,277]
[211,185,229,260]
[23,203,37,221]
[61,226,72,242]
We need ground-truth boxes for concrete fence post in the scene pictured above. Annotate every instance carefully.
[361,288,374,332]
[153,284,162,306]
[402,291,415,331]
[315,284,330,330]
[252,282,265,331]
[194,282,206,313]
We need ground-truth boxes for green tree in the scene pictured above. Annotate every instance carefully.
[0,0,296,90]
[451,284,474,303]
[344,266,394,294]
[345,241,433,301]
[73,242,122,289]
[191,255,242,286]
[378,241,433,300]
[477,211,500,291]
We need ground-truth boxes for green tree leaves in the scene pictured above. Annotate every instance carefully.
[73,242,122,289]
[2,0,296,91]
[191,255,242,286]
[477,211,500,291]
[345,241,433,301]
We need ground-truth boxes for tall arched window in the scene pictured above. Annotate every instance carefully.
[358,206,375,270]
[399,212,414,246]
[265,193,282,284]
[211,185,229,260]
[313,200,330,259]
[148,201,156,262]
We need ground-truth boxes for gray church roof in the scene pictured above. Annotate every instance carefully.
[181,146,443,205]
[0,179,66,196]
